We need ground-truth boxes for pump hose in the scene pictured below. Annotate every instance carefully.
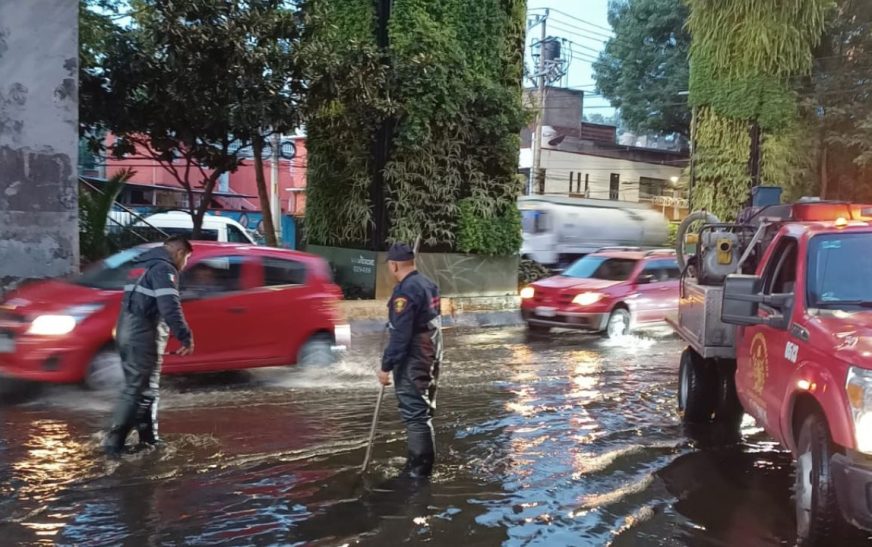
[675,210,721,271]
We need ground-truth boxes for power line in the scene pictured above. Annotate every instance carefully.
[529,7,614,36]
[546,22,610,46]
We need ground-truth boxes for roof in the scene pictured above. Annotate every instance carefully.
[589,249,677,260]
[182,241,320,261]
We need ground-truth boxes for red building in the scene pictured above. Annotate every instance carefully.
[96,135,308,216]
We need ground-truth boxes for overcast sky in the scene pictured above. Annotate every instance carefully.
[524,0,616,117]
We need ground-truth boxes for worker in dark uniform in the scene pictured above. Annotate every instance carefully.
[104,236,195,458]
[378,243,443,478]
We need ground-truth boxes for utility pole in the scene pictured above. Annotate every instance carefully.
[270,131,282,245]
[529,9,548,195]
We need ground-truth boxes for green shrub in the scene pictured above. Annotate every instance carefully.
[456,198,522,256]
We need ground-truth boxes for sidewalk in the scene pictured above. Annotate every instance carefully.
[341,295,522,334]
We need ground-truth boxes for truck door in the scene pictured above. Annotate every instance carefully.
[736,235,799,436]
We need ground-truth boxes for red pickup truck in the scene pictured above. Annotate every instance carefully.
[673,200,872,545]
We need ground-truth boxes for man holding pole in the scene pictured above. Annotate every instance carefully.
[378,242,443,479]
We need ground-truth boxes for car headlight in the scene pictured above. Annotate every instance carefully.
[27,304,104,336]
[520,286,535,299]
[572,292,603,306]
[847,367,872,454]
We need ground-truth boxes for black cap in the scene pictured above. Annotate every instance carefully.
[386,242,415,262]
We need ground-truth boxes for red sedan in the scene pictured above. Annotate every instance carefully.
[0,243,349,389]
[520,248,680,337]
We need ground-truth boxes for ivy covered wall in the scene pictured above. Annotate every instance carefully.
[301,0,526,253]
[686,0,831,219]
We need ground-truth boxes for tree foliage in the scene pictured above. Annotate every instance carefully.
[593,0,691,136]
[79,169,135,265]
[81,0,302,239]
[686,0,831,219]
[301,0,526,254]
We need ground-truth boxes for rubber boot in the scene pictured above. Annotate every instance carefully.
[103,425,130,459]
[135,398,162,448]
[404,429,435,479]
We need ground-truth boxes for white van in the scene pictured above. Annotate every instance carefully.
[111,211,258,244]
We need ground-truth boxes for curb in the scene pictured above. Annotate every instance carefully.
[349,309,523,335]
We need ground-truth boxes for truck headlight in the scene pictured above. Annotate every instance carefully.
[846,367,872,454]
[572,292,602,306]
[520,287,535,299]
[27,304,103,336]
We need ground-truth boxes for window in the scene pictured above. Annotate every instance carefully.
[262,257,307,286]
[639,177,668,199]
[763,238,798,295]
[609,173,620,200]
[75,247,149,290]
[641,258,681,282]
[226,224,250,243]
[521,210,549,234]
[564,256,638,281]
[182,256,246,294]
[807,233,872,309]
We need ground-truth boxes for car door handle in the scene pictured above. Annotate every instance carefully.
[228,307,247,314]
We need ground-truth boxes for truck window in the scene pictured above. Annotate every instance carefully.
[521,210,548,234]
[226,224,250,243]
[807,232,872,309]
[763,237,798,295]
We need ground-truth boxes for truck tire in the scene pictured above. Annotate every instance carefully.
[795,412,843,546]
[678,348,716,424]
[714,361,743,431]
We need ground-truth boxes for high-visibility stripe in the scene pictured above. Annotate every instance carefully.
[122,285,178,298]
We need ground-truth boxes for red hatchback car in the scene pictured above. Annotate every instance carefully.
[0,242,349,389]
[520,248,680,337]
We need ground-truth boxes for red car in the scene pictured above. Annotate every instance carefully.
[520,248,680,337]
[0,242,350,389]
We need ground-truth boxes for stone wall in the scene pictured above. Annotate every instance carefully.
[0,0,79,294]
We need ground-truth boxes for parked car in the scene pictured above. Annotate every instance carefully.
[0,242,349,389]
[110,210,258,244]
[520,247,680,337]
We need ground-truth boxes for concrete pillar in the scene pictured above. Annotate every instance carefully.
[0,0,79,292]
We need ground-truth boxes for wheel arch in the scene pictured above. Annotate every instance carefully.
[783,362,854,454]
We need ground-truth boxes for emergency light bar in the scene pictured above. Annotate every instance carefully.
[781,201,872,223]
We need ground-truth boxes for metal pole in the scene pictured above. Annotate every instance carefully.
[529,9,548,195]
[270,131,282,245]
[361,384,386,474]
[688,104,697,211]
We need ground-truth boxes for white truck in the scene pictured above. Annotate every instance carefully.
[519,195,669,268]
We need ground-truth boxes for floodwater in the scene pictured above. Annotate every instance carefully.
[1,327,870,546]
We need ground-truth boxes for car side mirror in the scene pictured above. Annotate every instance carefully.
[722,275,793,328]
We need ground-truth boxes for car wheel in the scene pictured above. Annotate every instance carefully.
[795,412,843,546]
[604,308,630,339]
[678,347,716,424]
[85,347,124,391]
[297,334,336,366]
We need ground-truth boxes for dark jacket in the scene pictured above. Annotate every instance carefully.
[382,271,441,372]
[122,246,193,347]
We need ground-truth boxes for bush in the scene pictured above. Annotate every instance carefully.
[518,259,552,287]
[456,199,522,256]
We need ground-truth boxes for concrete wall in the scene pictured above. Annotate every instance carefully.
[0,0,79,292]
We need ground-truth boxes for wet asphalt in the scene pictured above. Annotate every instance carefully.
[1,326,871,546]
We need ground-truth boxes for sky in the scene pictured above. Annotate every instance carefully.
[524,0,616,118]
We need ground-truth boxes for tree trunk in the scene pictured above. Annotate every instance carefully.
[193,172,222,240]
[252,135,278,246]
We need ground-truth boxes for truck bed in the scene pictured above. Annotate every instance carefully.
[670,280,737,360]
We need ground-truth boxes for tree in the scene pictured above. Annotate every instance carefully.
[78,169,135,264]
[593,0,691,137]
[83,0,302,240]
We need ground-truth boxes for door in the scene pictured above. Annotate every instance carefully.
[164,254,265,371]
[242,255,313,364]
[735,236,798,433]
[609,173,620,200]
[633,259,679,323]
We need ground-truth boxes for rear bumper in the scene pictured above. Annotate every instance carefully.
[521,309,609,331]
[832,452,872,531]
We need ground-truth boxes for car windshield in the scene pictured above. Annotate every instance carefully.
[563,256,637,281]
[807,233,872,310]
[75,247,150,290]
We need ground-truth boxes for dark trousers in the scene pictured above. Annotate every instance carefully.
[108,311,167,446]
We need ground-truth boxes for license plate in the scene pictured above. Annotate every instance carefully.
[535,307,557,318]
[0,334,14,353]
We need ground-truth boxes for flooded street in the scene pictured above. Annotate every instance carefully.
[1,327,869,546]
